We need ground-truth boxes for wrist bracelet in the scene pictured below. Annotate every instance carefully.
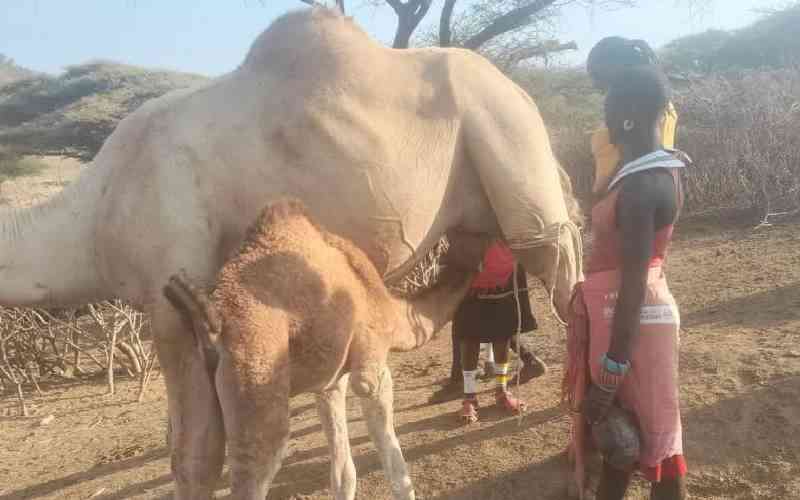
[601,353,631,376]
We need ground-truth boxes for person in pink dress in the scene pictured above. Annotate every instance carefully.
[563,64,689,499]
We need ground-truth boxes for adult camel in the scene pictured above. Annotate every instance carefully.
[0,7,582,499]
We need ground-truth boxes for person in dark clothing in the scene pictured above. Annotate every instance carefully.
[430,240,547,413]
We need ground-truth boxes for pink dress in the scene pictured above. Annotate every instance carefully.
[563,169,686,496]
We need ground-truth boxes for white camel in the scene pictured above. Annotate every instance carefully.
[0,7,582,499]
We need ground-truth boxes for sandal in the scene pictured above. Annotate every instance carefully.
[460,397,479,424]
[496,389,526,415]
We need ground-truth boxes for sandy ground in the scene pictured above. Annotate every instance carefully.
[1,159,799,499]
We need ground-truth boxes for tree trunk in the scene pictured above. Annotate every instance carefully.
[438,0,457,47]
[393,18,416,49]
[387,0,433,49]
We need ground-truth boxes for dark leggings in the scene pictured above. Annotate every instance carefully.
[597,461,687,500]
[450,329,530,381]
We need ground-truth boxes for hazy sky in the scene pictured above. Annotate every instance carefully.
[0,0,772,76]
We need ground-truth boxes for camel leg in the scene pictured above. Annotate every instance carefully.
[356,366,415,500]
[217,315,291,500]
[151,302,225,500]
[317,374,357,500]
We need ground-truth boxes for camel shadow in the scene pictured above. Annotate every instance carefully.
[680,376,800,467]
[426,453,568,500]
[269,405,564,498]
[0,448,169,500]
[681,283,800,329]
[94,474,173,500]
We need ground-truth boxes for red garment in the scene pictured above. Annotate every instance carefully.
[586,169,682,274]
[643,454,688,482]
[469,241,516,291]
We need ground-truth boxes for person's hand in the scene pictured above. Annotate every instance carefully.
[582,382,618,425]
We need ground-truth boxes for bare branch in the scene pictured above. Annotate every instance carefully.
[506,40,577,65]
[463,0,558,50]
[298,0,326,7]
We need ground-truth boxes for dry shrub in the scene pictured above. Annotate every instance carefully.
[550,127,595,214]
[540,69,800,220]
[674,69,800,218]
[0,302,158,415]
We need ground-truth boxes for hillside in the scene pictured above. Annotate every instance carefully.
[0,61,207,161]
[662,3,800,73]
[0,54,38,87]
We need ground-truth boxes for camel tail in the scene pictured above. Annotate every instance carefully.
[163,271,222,347]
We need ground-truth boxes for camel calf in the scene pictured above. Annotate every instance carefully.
[164,198,483,500]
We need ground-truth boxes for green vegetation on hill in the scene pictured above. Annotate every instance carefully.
[0,61,207,161]
[662,4,800,74]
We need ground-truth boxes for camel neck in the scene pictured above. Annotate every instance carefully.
[390,270,475,351]
[0,165,109,307]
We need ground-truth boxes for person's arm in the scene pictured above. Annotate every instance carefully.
[606,175,658,363]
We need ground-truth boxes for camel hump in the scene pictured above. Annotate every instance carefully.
[260,197,309,225]
[240,7,373,71]
[163,270,222,346]
[251,198,390,302]
[243,198,314,244]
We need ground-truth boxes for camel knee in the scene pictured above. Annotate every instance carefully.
[350,363,386,399]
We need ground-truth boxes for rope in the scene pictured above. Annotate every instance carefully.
[512,262,524,426]
[507,220,584,327]
[507,219,583,425]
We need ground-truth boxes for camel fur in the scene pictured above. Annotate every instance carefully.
[0,7,582,498]
[164,198,482,499]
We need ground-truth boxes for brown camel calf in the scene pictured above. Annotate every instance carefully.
[164,198,485,500]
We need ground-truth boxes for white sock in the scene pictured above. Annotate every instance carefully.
[484,343,495,364]
[462,370,478,396]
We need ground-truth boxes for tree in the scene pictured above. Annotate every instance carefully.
[660,29,733,74]
[300,0,635,69]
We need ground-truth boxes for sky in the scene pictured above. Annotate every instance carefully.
[0,0,772,77]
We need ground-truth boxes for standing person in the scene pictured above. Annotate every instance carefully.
[587,36,679,195]
[452,240,539,423]
[563,65,689,499]
[431,240,547,403]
